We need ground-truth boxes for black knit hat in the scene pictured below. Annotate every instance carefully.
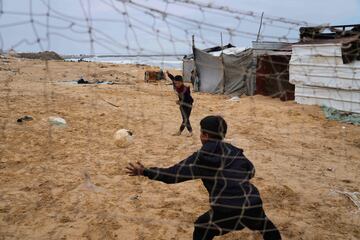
[200,115,227,139]
[174,75,183,82]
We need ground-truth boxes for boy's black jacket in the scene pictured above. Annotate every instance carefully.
[143,140,262,210]
[168,73,194,106]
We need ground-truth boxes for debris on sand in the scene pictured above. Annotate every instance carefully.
[331,189,360,211]
[48,116,67,127]
[17,115,33,123]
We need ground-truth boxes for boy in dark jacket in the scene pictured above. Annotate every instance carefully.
[126,116,281,240]
[167,71,194,136]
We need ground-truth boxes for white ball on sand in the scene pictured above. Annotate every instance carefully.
[114,129,133,148]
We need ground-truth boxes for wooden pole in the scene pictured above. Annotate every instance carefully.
[256,12,264,42]
[192,35,195,49]
[192,35,199,91]
[220,32,226,94]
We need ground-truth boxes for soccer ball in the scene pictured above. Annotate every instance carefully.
[114,129,133,148]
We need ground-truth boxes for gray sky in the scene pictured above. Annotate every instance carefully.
[0,0,359,55]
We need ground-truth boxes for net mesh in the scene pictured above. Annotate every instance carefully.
[0,0,359,239]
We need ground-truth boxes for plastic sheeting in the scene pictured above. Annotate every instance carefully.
[194,47,224,93]
[182,58,194,83]
[295,85,360,113]
[194,47,253,95]
[290,43,360,113]
[208,47,246,57]
[290,44,360,90]
[222,50,253,95]
[322,106,360,125]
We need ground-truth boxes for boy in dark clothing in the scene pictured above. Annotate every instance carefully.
[126,116,282,240]
[166,71,194,136]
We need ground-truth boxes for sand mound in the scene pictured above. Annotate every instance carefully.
[16,51,63,61]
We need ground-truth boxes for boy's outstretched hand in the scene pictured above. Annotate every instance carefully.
[166,71,173,79]
[126,161,145,176]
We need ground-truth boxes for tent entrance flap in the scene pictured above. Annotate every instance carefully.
[222,49,253,95]
[193,47,253,95]
[194,48,224,93]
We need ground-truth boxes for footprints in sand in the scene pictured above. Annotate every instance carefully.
[82,212,123,240]
[263,185,300,210]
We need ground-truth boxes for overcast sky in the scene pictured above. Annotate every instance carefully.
[0,0,359,55]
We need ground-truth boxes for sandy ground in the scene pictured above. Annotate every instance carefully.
[0,57,359,240]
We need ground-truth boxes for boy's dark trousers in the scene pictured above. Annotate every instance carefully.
[179,105,192,132]
[193,206,281,240]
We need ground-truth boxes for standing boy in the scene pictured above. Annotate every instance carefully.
[126,115,282,240]
[167,71,193,136]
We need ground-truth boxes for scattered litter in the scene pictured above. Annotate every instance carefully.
[77,77,89,84]
[144,70,165,82]
[72,78,114,85]
[322,106,360,125]
[331,189,360,211]
[48,116,67,127]
[17,115,33,123]
[100,97,121,108]
[130,195,140,201]
[95,80,114,85]
[227,96,240,102]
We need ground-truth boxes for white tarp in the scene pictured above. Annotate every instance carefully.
[290,64,360,90]
[295,85,360,113]
[290,44,360,90]
[290,43,360,113]
[208,47,246,57]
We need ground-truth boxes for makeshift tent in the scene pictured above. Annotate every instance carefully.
[290,25,360,113]
[193,47,254,95]
[182,44,235,83]
[188,42,295,97]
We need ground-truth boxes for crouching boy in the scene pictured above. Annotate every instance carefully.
[126,116,281,240]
